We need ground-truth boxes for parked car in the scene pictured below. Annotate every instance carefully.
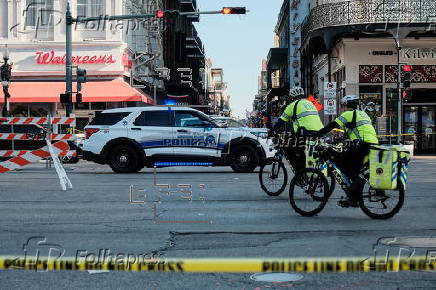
[83,107,275,173]
[210,116,268,139]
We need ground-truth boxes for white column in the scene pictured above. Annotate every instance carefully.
[69,0,79,41]
[15,0,22,40]
[108,0,122,41]
[7,0,16,39]
[105,0,112,41]
[0,0,8,38]
[53,0,64,42]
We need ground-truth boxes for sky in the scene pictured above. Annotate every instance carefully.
[195,0,283,119]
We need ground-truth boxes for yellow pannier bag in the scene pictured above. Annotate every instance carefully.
[305,140,328,176]
[369,145,411,190]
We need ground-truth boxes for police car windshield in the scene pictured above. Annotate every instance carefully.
[196,111,219,127]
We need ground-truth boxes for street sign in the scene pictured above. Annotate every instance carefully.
[324,82,337,99]
[324,98,337,115]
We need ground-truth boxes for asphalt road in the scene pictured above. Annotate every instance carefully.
[0,157,436,289]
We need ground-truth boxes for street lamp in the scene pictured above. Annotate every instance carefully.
[1,45,12,117]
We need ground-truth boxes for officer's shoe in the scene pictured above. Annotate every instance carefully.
[338,198,359,208]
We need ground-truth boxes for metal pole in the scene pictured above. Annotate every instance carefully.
[153,85,157,105]
[65,2,73,117]
[396,41,402,144]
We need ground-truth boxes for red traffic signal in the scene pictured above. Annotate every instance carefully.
[403,65,412,72]
[155,10,165,18]
[221,7,247,15]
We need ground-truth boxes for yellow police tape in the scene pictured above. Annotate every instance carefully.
[332,128,435,138]
[1,256,435,272]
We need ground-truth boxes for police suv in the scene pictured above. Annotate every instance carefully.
[83,107,274,173]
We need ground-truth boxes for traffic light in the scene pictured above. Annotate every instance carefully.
[221,7,247,15]
[76,68,87,92]
[60,93,72,104]
[76,92,83,104]
[402,89,410,102]
[155,10,165,18]
[155,10,179,18]
[402,65,412,89]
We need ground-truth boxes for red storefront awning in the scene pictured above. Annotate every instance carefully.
[0,79,154,104]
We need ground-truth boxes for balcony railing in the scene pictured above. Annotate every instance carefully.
[186,25,204,55]
[301,0,436,40]
[179,0,197,12]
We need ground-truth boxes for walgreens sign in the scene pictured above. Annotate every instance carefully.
[35,50,116,65]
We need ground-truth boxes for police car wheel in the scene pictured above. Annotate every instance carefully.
[230,145,259,173]
[109,144,141,173]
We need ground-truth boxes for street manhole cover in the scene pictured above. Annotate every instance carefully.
[250,273,303,282]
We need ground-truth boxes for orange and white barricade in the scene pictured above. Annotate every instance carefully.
[0,116,76,191]
[0,117,76,126]
[0,140,73,191]
[0,116,77,158]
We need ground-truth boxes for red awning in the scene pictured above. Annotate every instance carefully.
[0,79,154,104]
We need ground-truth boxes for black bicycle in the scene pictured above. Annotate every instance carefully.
[288,138,405,219]
[259,134,335,196]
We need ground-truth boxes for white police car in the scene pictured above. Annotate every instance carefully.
[210,116,268,139]
[83,107,274,173]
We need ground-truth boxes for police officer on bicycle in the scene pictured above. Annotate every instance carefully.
[315,95,379,207]
[268,86,324,171]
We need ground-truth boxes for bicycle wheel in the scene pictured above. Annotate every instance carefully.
[359,181,405,220]
[259,160,288,196]
[289,168,330,217]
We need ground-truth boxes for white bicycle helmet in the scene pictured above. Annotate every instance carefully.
[289,86,305,98]
[341,95,359,105]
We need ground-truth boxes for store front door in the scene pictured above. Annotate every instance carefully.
[404,105,436,153]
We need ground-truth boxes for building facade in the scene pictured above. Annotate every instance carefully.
[0,0,207,128]
[159,0,207,107]
[207,66,230,117]
[263,0,310,127]
[301,0,436,153]
[0,0,160,128]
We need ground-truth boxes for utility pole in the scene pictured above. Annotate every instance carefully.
[64,2,247,116]
[65,3,73,117]
[395,38,402,145]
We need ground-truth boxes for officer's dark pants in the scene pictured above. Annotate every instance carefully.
[336,142,371,201]
[282,132,317,173]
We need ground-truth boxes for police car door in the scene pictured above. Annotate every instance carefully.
[173,110,220,159]
[129,109,174,157]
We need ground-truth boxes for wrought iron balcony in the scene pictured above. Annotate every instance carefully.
[179,0,197,12]
[301,0,436,41]
[186,26,204,56]
[179,0,199,21]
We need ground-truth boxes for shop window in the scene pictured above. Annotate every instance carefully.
[75,102,90,110]
[90,102,106,110]
[77,0,105,18]
[385,88,399,135]
[10,104,29,117]
[25,0,54,27]
[29,103,50,117]
[359,86,382,120]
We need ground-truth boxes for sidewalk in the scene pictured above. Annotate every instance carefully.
[413,155,436,160]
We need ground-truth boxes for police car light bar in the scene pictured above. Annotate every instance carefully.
[154,162,214,167]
